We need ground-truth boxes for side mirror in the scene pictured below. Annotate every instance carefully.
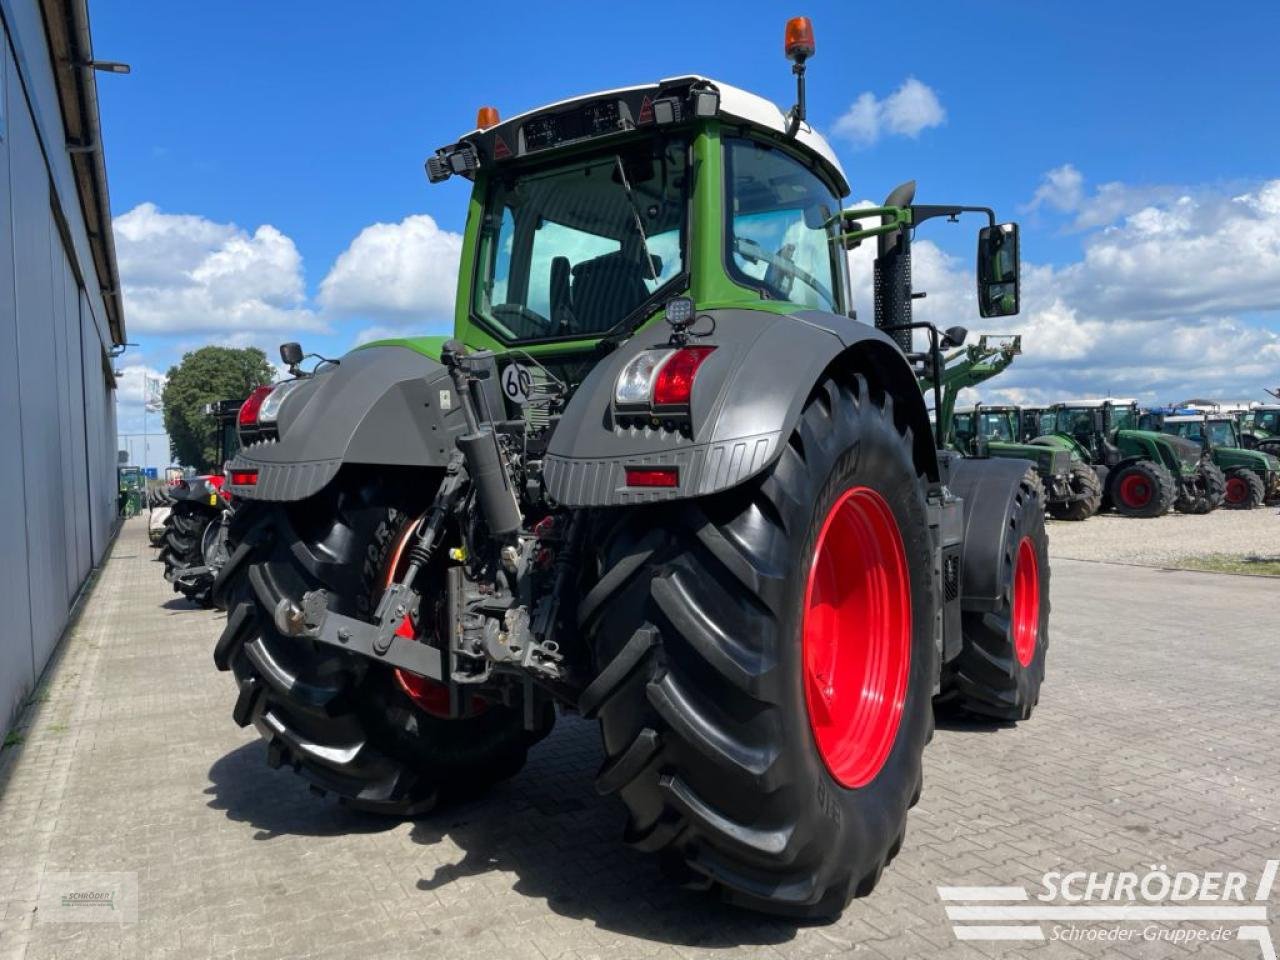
[977,223,1020,318]
[941,325,968,349]
[279,342,304,367]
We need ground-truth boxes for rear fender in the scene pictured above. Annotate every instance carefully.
[542,307,936,507]
[226,346,467,501]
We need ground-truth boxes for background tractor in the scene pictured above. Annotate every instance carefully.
[160,398,242,607]
[1036,400,1214,517]
[952,404,1101,521]
[1239,404,1280,456]
[1144,409,1277,509]
[210,19,1050,918]
[931,336,1100,521]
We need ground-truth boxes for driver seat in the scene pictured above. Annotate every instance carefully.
[570,239,658,333]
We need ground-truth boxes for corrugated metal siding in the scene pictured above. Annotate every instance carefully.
[0,5,118,728]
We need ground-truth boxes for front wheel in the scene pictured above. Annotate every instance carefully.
[580,374,936,917]
[1224,468,1265,509]
[1109,460,1175,518]
[943,465,1050,721]
[1046,464,1101,521]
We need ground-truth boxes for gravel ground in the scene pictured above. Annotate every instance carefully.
[1047,504,1280,566]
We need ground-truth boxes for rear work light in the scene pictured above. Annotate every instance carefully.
[625,466,678,488]
[238,385,274,428]
[614,346,715,410]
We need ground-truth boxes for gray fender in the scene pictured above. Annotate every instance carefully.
[947,456,1035,612]
[227,346,465,501]
[543,307,936,506]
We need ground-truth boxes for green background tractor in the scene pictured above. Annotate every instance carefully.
[209,18,1051,918]
[930,336,1100,521]
[1240,405,1280,456]
[952,404,1101,520]
[1149,411,1277,508]
[1036,400,1213,517]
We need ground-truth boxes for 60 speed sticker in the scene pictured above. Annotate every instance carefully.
[502,363,532,404]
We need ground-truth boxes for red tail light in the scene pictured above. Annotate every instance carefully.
[238,385,274,428]
[230,470,258,486]
[652,346,715,407]
[625,466,679,488]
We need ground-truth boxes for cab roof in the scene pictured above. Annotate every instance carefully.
[443,76,850,196]
[1054,398,1138,408]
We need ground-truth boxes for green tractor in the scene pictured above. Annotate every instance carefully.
[952,405,1102,521]
[1037,400,1215,517]
[1018,407,1052,443]
[1239,403,1280,456]
[210,18,1051,917]
[932,336,1101,521]
[1147,410,1278,509]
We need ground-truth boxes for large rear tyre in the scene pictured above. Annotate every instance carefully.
[212,471,551,815]
[160,500,218,607]
[1109,460,1175,518]
[1224,468,1265,510]
[580,374,936,918]
[1046,464,1101,521]
[943,466,1050,721]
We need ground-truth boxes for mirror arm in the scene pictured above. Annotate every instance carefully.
[910,204,997,228]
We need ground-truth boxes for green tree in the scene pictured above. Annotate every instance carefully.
[162,346,273,470]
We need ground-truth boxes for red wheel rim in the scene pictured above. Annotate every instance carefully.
[1224,477,1248,504]
[1118,473,1152,508]
[1012,537,1040,668]
[802,487,911,789]
[382,517,484,718]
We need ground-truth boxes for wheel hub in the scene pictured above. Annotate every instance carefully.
[802,486,911,789]
[1225,477,1248,504]
[1012,537,1040,668]
[1118,473,1152,508]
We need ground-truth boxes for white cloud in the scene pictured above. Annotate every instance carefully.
[857,178,1280,405]
[832,77,945,147]
[114,203,321,335]
[1025,163,1085,214]
[318,214,462,324]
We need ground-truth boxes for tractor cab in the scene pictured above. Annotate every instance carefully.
[414,59,1020,389]
[952,404,1018,454]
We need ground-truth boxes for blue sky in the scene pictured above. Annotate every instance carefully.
[96,1,1280,467]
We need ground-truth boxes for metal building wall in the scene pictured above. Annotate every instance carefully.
[0,2,118,729]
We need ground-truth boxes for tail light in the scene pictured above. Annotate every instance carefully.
[614,346,716,412]
[653,346,714,407]
[238,385,274,428]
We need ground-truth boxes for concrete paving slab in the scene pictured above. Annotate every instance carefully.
[0,517,1277,959]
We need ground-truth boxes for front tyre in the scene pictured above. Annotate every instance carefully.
[1046,464,1101,521]
[213,472,550,815]
[1109,460,1175,518]
[944,466,1050,721]
[1224,468,1265,509]
[580,374,936,917]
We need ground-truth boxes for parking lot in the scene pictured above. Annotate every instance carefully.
[0,514,1277,960]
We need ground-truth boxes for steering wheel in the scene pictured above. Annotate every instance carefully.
[763,242,798,298]
[733,237,833,306]
[491,303,553,338]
